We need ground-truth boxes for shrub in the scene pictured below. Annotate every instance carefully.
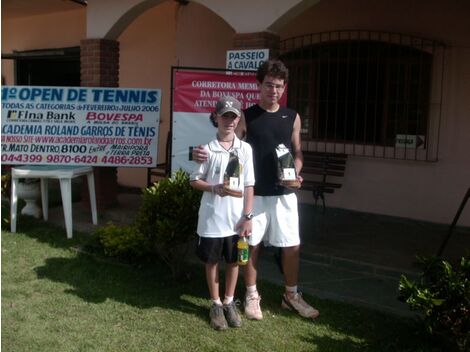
[135,170,201,277]
[398,255,470,351]
[96,223,151,258]
[97,170,201,277]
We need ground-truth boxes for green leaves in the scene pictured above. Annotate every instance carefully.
[135,170,202,276]
[137,170,201,246]
[96,170,202,277]
[398,255,470,351]
[96,223,150,258]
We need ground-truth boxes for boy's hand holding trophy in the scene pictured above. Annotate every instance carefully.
[276,144,301,189]
[223,151,243,197]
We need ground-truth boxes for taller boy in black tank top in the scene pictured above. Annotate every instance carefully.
[244,104,297,196]
[237,60,319,320]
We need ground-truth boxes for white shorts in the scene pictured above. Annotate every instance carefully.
[249,193,300,247]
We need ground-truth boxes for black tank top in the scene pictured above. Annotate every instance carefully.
[244,104,297,196]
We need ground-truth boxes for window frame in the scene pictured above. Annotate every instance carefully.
[280,30,445,162]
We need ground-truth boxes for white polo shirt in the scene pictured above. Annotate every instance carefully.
[190,136,255,238]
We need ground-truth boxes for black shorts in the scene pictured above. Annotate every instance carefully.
[196,235,239,264]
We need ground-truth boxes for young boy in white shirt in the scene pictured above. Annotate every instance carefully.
[190,96,255,330]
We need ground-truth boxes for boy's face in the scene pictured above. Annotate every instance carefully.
[217,112,240,133]
[258,75,286,106]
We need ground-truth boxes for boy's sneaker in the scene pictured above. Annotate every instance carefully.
[223,301,242,328]
[209,303,228,330]
[281,292,319,319]
[244,293,263,320]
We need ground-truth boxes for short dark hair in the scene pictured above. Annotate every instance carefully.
[209,112,218,127]
[256,59,289,84]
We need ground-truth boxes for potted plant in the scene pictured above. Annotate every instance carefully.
[17,178,41,218]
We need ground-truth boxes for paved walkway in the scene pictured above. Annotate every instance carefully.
[43,192,469,316]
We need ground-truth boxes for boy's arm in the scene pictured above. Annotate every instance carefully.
[235,142,255,237]
[236,185,253,237]
[291,113,304,182]
[190,145,219,193]
[243,185,254,216]
[190,179,213,193]
[190,179,227,197]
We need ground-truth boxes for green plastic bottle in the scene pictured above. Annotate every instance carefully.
[237,236,249,265]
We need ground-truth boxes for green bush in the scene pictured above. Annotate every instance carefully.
[135,170,201,277]
[96,223,151,258]
[398,255,470,351]
[97,170,201,277]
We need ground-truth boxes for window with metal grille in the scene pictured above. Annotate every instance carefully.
[280,31,445,161]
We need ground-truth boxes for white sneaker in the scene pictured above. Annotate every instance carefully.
[244,293,263,320]
[281,292,319,319]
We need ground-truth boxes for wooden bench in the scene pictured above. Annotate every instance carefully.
[301,151,348,210]
[149,162,169,183]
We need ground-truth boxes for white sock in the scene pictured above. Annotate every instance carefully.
[212,298,222,306]
[285,285,298,295]
[223,296,234,305]
[246,285,258,297]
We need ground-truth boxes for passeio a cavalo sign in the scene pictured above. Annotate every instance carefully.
[226,49,269,71]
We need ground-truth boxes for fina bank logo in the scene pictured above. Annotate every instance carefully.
[6,109,45,121]
[7,110,18,119]
[4,109,74,122]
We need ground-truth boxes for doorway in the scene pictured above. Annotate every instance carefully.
[5,46,80,86]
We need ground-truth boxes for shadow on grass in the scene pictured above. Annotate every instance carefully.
[12,216,441,351]
[34,254,209,318]
[256,279,440,352]
[34,252,438,351]
[14,216,209,318]
[11,214,94,249]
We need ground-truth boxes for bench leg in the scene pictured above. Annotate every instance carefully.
[10,178,18,233]
[40,178,49,221]
[313,189,326,212]
[59,178,73,239]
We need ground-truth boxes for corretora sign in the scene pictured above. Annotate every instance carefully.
[1,86,161,167]
[171,69,286,174]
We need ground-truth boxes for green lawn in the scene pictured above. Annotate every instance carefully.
[2,217,441,352]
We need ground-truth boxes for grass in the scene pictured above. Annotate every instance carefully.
[2,216,443,352]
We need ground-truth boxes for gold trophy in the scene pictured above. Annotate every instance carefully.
[276,144,300,189]
[223,151,243,197]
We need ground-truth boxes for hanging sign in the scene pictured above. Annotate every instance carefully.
[395,134,425,149]
[1,86,161,167]
[226,49,269,71]
[172,70,287,173]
